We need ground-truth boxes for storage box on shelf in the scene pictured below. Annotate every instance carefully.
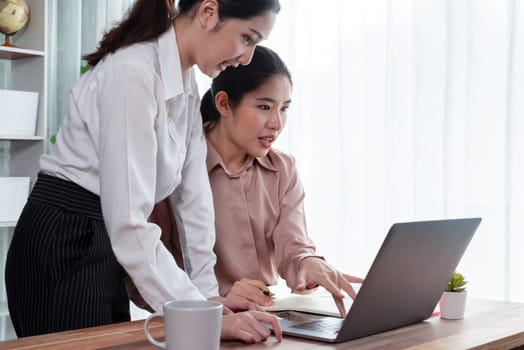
[0,89,39,137]
[0,177,29,225]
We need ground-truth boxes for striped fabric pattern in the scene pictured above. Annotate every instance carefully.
[5,173,130,337]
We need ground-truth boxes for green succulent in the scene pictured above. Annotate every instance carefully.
[445,272,467,292]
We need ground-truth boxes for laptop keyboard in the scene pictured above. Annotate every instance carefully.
[290,317,343,333]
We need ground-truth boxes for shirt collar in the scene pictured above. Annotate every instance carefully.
[206,137,278,176]
[256,153,278,172]
[157,25,193,100]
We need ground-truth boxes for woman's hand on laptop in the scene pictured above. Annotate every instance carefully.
[295,257,364,317]
[221,310,283,343]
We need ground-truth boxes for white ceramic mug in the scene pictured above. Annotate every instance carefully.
[144,300,223,350]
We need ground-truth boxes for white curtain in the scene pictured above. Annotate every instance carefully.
[47,0,134,139]
[265,0,524,302]
[46,0,524,304]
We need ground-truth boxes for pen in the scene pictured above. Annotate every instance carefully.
[260,288,274,297]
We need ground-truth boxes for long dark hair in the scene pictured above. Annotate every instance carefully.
[83,0,281,67]
[201,45,291,133]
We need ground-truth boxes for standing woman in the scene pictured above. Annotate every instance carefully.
[5,0,282,343]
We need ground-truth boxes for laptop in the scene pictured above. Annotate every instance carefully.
[270,217,481,343]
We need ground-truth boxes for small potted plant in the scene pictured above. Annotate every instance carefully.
[439,271,468,319]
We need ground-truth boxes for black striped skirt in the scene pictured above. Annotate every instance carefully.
[5,173,130,337]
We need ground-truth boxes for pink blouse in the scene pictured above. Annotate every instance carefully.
[206,139,318,296]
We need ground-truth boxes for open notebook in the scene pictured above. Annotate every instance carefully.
[261,287,353,317]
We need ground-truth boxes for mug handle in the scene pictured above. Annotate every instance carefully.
[144,312,165,349]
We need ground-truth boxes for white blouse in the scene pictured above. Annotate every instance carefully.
[40,25,218,312]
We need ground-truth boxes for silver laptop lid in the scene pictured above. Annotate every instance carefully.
[335,217,481,342]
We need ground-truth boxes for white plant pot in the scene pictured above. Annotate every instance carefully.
[439,291,467,320]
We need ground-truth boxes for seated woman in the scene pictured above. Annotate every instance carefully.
[199,46,362,315]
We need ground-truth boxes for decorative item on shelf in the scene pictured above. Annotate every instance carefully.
[0,0,30,48]
[439,271,468,320]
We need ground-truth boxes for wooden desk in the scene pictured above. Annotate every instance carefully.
[1,299,523,349]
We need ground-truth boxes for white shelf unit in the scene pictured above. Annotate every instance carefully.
[0,0,48,340]
[0,0,48,218]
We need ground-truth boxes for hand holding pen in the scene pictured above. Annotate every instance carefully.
[261,288,274,298]
[225,278,275,307]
